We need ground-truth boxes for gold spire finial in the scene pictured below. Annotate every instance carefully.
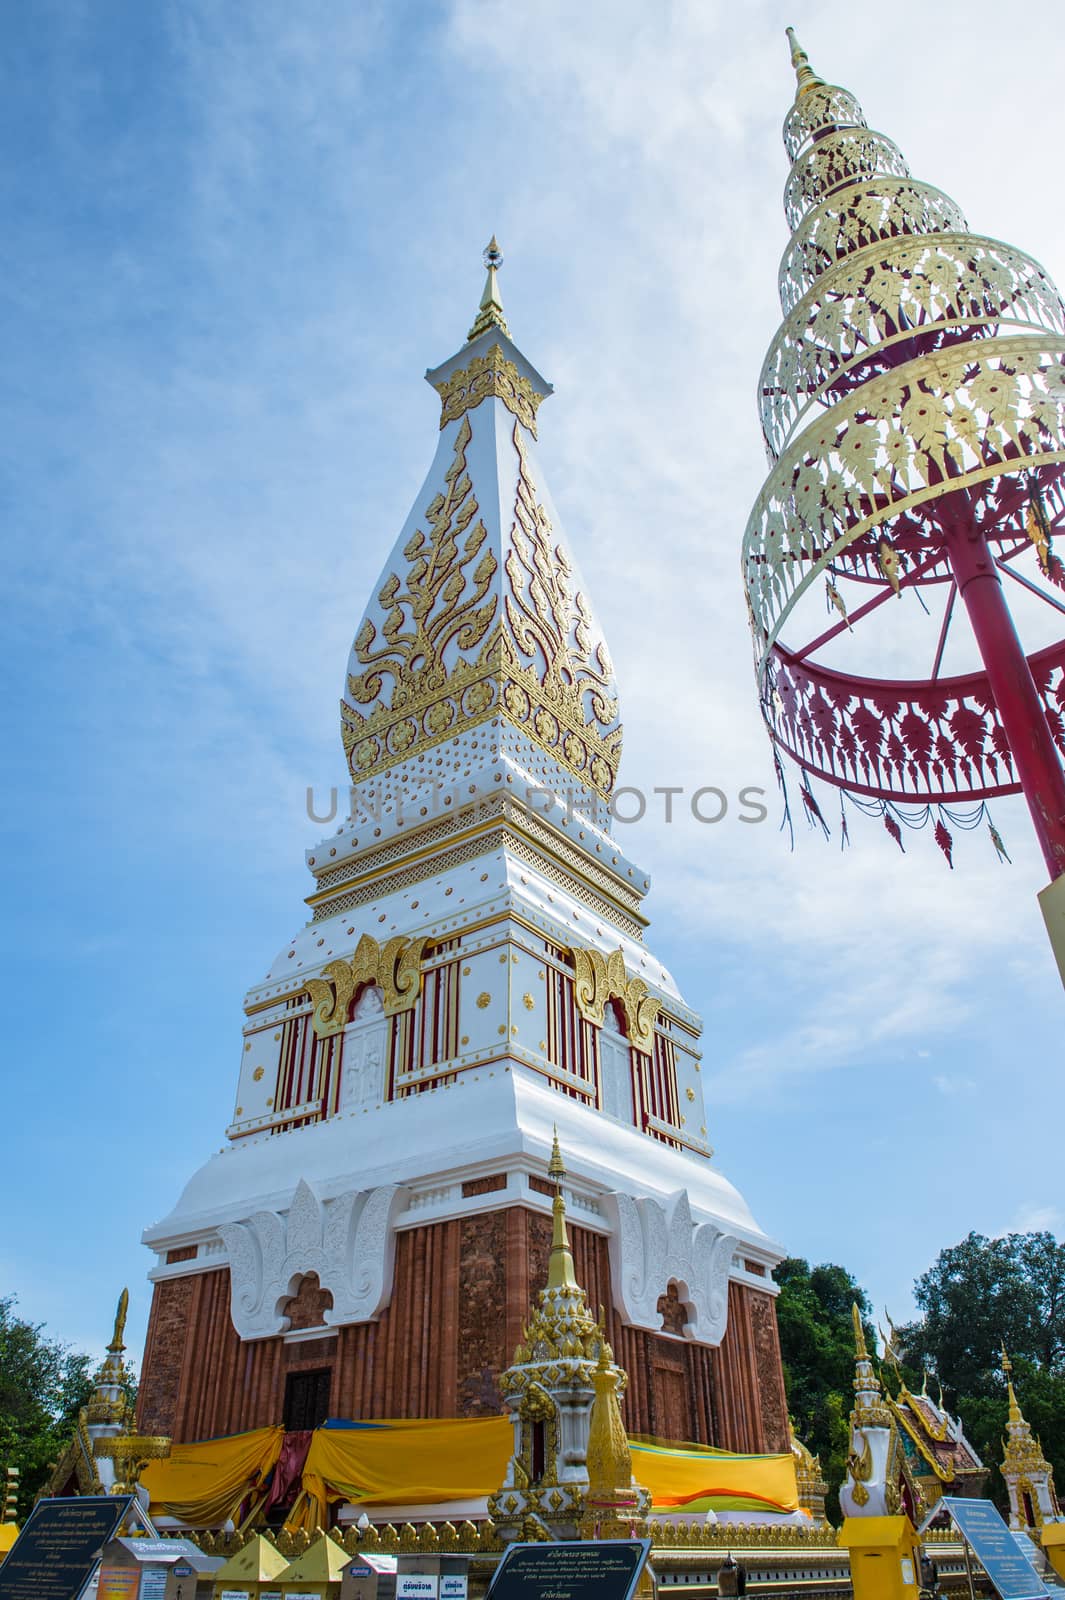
[467,235,511,342]
[110,1288,129,1353]
[1001,1344,1023,1422]
[852,1302,869,1361]
[548,1125,566,1187]
[785,26,824,98]
[546,1133,579,1291]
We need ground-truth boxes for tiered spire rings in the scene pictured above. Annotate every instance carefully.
[744,29,1065,869]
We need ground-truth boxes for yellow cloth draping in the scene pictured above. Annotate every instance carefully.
[140,1425,284,1525]
[291,1419,797,1530]
[141,1418,797,1529]
[296,1417,513,1529]
[629,1435,799,1515]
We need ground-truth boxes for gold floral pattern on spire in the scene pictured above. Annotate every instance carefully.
[342,415,623,798]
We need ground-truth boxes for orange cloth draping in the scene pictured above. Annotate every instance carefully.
[630,1435,799,1515]
[140,1424,284,1526]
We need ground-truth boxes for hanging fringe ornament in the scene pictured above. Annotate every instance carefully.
[883,813,905,852]
[800,783,831,839]
[840,797,850,851]
[825,574,852,630]
[934,817,954,868]
[877,536,903,595]
[988,820,1011,863]
[774,750,795,850]
[1026,481,1054,576]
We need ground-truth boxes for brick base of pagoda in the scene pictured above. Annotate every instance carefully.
[137,1208,788,1453]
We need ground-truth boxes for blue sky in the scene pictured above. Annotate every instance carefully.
[4,0,1063,1368]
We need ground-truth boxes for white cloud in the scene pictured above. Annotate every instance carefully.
[931,1073,976,1096]
[1009,1204,1064,1235]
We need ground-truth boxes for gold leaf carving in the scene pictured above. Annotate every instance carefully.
[340,413,623,799]
[306,933,426,1039]
[569,942,661,1055]
[433,344,545,438]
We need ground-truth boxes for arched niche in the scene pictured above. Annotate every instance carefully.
[598,997,635,1126]
[340,983,387,1113]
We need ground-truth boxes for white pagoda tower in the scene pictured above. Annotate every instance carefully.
[136,247,788,1456]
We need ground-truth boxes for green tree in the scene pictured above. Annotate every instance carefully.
[899,1231,1065,1400]
[773,1257,874,1521]
[0,1297,95,1518]
[895,1231,1065,1514]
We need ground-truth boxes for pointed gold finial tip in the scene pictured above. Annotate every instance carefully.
[110,1287,130,1352]
[785,24,824,97]
[851,1301,869,1359]
[548,1125,566,1183]
[467,235,510,342]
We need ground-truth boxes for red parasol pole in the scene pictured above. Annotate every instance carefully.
[940,494,1065,879]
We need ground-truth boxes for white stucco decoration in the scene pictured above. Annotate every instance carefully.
[219,1177,403,1340]
[602,1189,737,1345]
[340,986,387,1113]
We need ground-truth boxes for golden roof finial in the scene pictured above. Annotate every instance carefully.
[851,1301,869,1361]
[785,26,825,99]
[548,1124,566,1187]
[1001,1344,1023,1423]
[467,235,511,342]
[109,1287,129,1353]
[546,1132,579,1292]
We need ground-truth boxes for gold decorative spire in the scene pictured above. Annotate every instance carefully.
[109,1288,129,1354]
[546,1131,579,1292]
[852,1301,869,1361]
[785,26,825,98]
[467,236,511,342]
[86,1290,135,1430]
[1002,1345,1023,1424]
[586,1343,636,1504]
[548,1125,566,1185]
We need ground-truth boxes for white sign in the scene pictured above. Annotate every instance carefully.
[441,1576,468,1600]
[397,1577,439,1600]
[219,1591,252,1600]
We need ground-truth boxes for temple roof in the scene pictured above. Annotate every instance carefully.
[340,244,623,816]
[888,1387,985,1483]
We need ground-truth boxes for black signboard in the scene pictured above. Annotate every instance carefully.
[484,1539,651,1600]
[0,1495,132,1600]
[940,1497,1049,1600]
